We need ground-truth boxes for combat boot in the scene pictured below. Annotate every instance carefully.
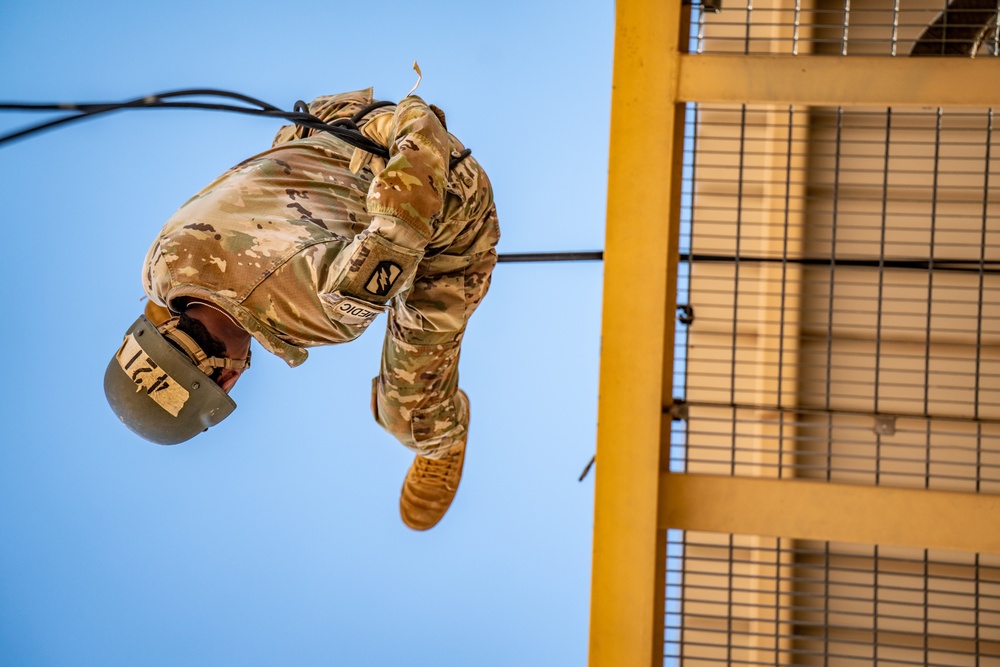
[399,438,467,531]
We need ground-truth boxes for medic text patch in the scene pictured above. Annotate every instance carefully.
[324,294,383,326]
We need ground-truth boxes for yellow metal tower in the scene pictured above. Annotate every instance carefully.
[590,0,1000,664]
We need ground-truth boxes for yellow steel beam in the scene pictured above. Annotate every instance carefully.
[678,54,1000,107]
[660,473,1000,554]
[590,0,683,664]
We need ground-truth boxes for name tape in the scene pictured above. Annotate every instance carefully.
[116,334,191,417]
[327,295,383,326]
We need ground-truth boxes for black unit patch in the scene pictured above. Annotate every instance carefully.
[364,261,403,297]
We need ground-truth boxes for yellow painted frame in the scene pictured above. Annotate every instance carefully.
[590,1,1000,666]
[589,0,685,665]
[661,473,1000,555]
[677,54,1000,107]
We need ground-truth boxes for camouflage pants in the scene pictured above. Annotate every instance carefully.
[370,207,499,459]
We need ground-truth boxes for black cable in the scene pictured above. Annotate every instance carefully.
[1,88,283,112]
[0,100,290,146]
[494,250,999,274]
[0,90,275,145]
[497,251,604,263]
[0,104,126,145]
[0,88,390,157]
[683,252,1000,274]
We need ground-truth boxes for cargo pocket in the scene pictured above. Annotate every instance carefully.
[409,392,468,457]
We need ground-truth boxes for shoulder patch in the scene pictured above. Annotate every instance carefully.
[364,261,403,297]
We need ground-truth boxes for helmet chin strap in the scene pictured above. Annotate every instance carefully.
[158,318,251,376]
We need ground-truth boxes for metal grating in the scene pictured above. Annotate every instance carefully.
[691,0,1000,57]
[674,104,1000,489]
[667,26,999,665]
[666,530,1000,665]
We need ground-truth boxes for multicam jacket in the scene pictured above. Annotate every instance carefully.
[143,89,499,457]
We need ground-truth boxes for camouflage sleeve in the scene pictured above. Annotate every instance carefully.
[370,212,499,459]
[366,95,450,241]
[272,90,448,244]
[320,96,458,336]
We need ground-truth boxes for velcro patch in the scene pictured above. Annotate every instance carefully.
[335,233,420,303]
[116,334,190,417]
[364,261,402,297]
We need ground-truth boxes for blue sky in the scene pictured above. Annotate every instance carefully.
[0,2,614,665]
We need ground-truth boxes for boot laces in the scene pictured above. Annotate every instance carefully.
[413,450,461,489]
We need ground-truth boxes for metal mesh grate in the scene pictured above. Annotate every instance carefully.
[666,530,1000,665]
[674,104,1000,490]
[662,0,1000,661]
[691,0,1000,57]
[668,87,998,667]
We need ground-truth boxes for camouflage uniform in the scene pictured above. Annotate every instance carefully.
[143,89,499,458]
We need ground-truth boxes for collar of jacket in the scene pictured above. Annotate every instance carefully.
[176,286,309,367]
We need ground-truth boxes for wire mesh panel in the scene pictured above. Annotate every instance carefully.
[676,104,1000,487]
[692,0,1000,56]
[666,530,1000,665]
[670,97,999,659]
[667,0,1000,656]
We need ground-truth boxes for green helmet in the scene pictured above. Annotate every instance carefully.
[104,315,249,445]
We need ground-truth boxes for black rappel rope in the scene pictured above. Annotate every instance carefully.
[1,88,388,160]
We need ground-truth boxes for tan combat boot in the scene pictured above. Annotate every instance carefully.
[399,441,466,531]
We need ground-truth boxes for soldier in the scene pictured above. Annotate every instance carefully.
[104,89,500,531]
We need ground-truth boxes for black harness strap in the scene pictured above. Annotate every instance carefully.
[347,100,397,127]
[310,98,471,169]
